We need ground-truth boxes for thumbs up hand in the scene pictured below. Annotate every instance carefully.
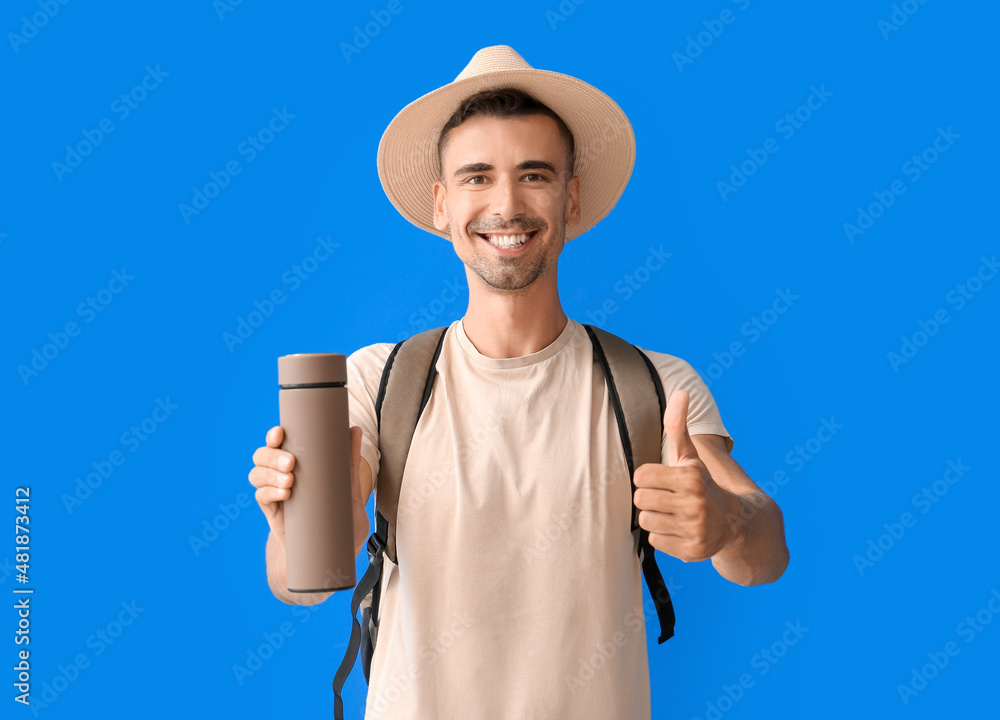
[633,389,739,563]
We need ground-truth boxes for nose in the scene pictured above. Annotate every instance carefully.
[488,173,526,223]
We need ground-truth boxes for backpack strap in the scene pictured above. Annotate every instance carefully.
[332,326,448,720]
[583,324,676,644]
[374,326,449,565]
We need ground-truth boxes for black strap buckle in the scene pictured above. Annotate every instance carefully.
[367,532,386,565]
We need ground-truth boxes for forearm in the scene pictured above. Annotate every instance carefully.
[712,490,789,586]
[265,531,333,606]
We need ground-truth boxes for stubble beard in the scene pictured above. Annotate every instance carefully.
[450,209,566,293]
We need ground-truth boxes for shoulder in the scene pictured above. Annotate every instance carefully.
[572,323,706,388]
[347,323,454,391]
[347,340,396,370]
[347,341,396,395]
[636,345,733,451]
[635,344,719,413]
[634,346,704,387]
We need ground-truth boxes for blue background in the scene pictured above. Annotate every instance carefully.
[2,0,997,718]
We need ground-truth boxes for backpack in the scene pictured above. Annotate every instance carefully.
[332,323,676,719]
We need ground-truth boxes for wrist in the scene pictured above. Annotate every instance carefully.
[718,488,746,555]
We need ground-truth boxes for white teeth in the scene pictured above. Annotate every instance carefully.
[484,233,529,248]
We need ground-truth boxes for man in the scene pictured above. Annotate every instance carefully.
[249,45,788,719]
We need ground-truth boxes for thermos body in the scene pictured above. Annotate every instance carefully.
[278,353,356,593]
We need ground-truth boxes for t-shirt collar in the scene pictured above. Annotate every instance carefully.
[455,316,577,369]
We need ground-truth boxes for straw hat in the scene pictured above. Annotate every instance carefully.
[376,45,635,242]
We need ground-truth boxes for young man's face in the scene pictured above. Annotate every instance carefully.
[432,113,581,293]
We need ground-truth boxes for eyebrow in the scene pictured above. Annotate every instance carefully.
[452,160,558,178]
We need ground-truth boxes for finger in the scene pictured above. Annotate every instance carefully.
[634,462,702,492]
[254,486,289,520]
[646,532,704,563]
[634,484,685,513]
[252,445,296,473]
[636,485,705,519]
[255,484,290,504]
[248,465,293,491]
[266,426,284,448]
[634,466,703,501]
[665,389,700,467]
[638,509,683,536]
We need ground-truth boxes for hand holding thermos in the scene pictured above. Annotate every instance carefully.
[248,353,373,601]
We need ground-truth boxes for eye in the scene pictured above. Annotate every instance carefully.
[523,173,546,182]
[466,175,488,185]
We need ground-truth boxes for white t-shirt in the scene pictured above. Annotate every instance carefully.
[346,317,733,720]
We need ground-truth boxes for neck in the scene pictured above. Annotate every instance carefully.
[460,272,568,359]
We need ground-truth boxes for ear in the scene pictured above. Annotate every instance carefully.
[432,179,450,232]
[564,174,581,229]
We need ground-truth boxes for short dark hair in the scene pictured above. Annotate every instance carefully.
[437,87,576,180]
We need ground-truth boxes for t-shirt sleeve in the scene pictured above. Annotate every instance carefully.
[346,342,395,490]
[638,347,735,456]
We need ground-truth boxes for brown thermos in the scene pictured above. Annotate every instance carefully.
[277,353,356,593]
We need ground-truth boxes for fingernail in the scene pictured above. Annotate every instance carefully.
[280,456,290,469]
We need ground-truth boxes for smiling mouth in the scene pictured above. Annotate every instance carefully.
[476,230,537,250]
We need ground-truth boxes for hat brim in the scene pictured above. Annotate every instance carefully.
[376,67,635,242]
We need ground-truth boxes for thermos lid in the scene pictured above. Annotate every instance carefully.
[278,353,347,386]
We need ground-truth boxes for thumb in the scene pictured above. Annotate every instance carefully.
[266,425,284,448]
[664,389,700,466]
